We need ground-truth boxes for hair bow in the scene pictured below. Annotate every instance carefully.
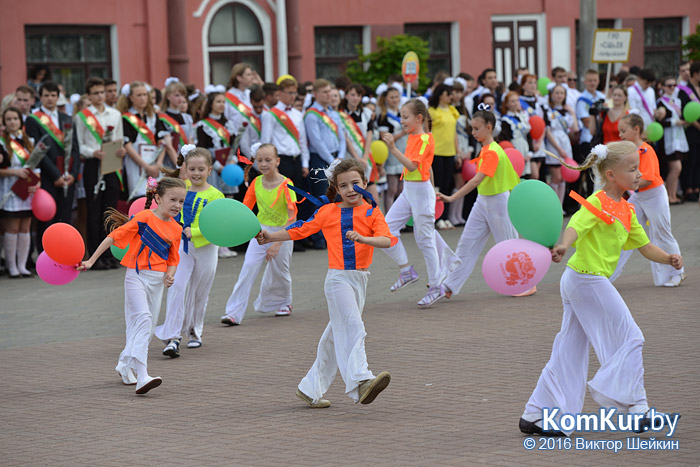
[204,84,217,94]
[477,103,491,111]
[443,77,455,87]
[250,142,262,156]
[361,96,370,104]
[164,77,180,87]
[69,93,81,105]
[390,82,403,93]
[323,159,343,180]
[188,90,201,101]
[375,83,389,97]
[121,84,131,97]
[591,144,608,162]
[215,85,226,93]
[180,144,197,157]
[146,177,158,193]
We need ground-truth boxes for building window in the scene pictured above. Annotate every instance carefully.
[405,23,451,78]
[314,27,362,82]
[644,18,682,80]
[207,2,264,86]
[25,25,112,96]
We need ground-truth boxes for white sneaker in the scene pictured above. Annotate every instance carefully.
[436,219,447,230]
[443,220,455,230]
[116,362,137,385]
[662,274,686,287]
[135,376,162,395]
[218,247,238,258]
[275,305,292,316]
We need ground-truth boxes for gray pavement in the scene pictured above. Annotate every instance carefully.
[1,202,699,465]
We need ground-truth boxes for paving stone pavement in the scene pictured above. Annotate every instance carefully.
[1,203,699,466]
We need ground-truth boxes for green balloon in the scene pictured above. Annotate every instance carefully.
[507,180,563,248]
[537,77,551,96]
[110,244,128,261]
[646,122,664,142]
[406,217,414,227]
[199,198,261,247]
[683,101,700,123]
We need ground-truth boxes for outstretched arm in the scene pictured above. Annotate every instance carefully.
[438,172,486,202]
[257,229,291,245]
[78,236,115,270]
[638,243,683,269]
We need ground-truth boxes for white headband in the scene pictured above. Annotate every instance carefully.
[164,76,180,87]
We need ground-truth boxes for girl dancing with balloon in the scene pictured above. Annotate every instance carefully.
[256,158,394,408]
[520,142,683,436]
[79,176,186,394]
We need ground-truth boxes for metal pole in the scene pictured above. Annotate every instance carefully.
[578,0,597,86]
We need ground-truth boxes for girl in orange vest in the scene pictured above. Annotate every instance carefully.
[609,113,685,286]
[78,177,186,395]
[257,158,394,408]
[381,99,459,307]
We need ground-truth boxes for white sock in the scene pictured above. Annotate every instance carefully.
[133,359,150,385]
[17,233,31,275]
[400,265,412,273]
[3,233,19,276]
[558,182,567,204]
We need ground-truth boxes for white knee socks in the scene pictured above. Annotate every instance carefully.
[17,233,31,275]
[3,233,19,277]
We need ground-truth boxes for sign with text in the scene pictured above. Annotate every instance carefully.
[402,51,420,85]
[592,29,633,63]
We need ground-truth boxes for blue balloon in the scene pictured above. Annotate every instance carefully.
[221,164,244,186]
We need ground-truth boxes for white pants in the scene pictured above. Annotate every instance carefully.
[298,269,374,403]
[224,224,293,323]
[523,268,648,432]
[155,241,218,342]
[443,192,518,295]
[118,268,165,374]
[383,180,458,286]
[610,186,684,286]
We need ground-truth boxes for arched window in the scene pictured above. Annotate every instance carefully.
[205,2,266,86]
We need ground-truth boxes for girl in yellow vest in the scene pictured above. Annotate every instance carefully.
[520,141,683,436]
[154,145,224,356]
[221,143,297,325]
[381,99,459,307]
[432,105,521,305]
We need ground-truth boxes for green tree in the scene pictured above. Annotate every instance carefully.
[682,23,700,62]
[346,34,430,93]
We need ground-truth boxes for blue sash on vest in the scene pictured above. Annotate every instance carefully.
[136,221,170,273]
[577,95,594,107]
[177,191,206,254]
[286,183,377,230]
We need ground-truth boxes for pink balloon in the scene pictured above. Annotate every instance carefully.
[128,197,158,217]
[36,251,80,286]
[461,159,477,181]
[561,157,581,183]
[31,188,56,222]
[435,197,445,220]
[499,141,514,150]
[529,116,545,140]
[482,239,552,296]
[505,148,525,177]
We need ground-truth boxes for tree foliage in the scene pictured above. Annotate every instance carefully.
[682,23,700,62]
[346,34,430,93]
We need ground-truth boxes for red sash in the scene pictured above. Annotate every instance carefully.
[29,111,64,148]
[269,108,300,147]
[304,108,338,137]
[122,112,156,145]
[9,139,31,166]
[202,118,231,146]
[78,108,105,144]
[225,92,261,135]
[158,113,189,145]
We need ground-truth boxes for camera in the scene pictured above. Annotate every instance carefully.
[589,99,608,117]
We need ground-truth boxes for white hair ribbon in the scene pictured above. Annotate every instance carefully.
[454,77,468,89]
[390,82,403,93]
[180,144,197,157]
[215,85,226,93]
[591,144,608,162]
[164,77,180,87]
[121,84,131,97]
[477,103,491,111]
[443,77,455,87]
[322,159,343,180]
[204,84,217,94]
[375,83,388,97]
[251,142,262,156]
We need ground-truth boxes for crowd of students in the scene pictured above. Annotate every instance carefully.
[0,61,691,430]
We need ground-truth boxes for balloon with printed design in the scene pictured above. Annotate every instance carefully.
[482,239,551,295]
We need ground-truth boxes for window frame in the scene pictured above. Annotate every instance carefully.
[314,26,363,82]
[643,17,683,79]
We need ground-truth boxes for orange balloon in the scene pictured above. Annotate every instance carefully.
[42,222,85,266]
[529,116,545,140]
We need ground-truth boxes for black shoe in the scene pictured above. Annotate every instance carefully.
[519,418,567,437]
[293,241,307,252]
[684,192,699,202]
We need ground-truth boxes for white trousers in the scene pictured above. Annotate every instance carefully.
[298,270,374,403]
[443,192,518,295]
[224,224,293,323]
[383,180,458,286]
[155,241,218,342]
[118,268,165,373]
[610,186,684,286]
[523,268,648,431]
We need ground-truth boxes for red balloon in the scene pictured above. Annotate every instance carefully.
[529,116,545,140]
[461,159,477,181]
[128,197,158,217]
[561,157,581,183]
[31,188,56,222]
[505,148,525,177]
[499,141,514,150]
[435,197,445,220]
[42,222,85,266]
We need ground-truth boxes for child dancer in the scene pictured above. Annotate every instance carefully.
[0,107,38,277]
[521,141,683,436]
[609,114,685,286]
[221,143,297,326]
[154,145,224,356]
[380,99,458,307]
[432,106,521,305]
[79,177,186,394]
[257,158,393,407]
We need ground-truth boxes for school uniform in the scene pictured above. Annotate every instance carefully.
[678,82,700,194]
[260,101,310,189]
[224,87,252,137]
[610,143,684,286]
[382,133,459,287]
[24,106,81,243]
[286,199,395,403]
[222,176,297,323]
[520,94,546,163]
[628,83,657,128]
[500,111,532,176]
[523,191,651,434]
[376,109,407,176]
[155,184,224,343]
[75,104,125,264]
[657,94,689,160]
[442,142,520,295]
[304,101,346,201]
[340,107,377,183]
[122,108,167,199]
[159,108,194,168]
[194,113,238,194]
[109,210,182,383]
